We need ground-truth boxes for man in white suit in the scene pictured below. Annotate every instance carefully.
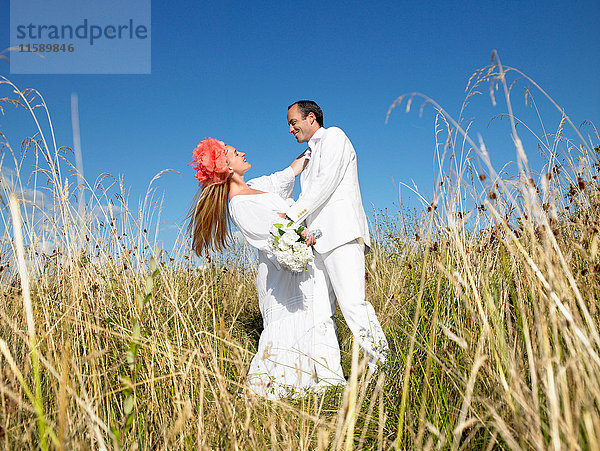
[283,100,389,373]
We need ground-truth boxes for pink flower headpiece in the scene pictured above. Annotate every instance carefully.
[189,138,230,187]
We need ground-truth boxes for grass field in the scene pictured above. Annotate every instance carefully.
[1,57,600,449]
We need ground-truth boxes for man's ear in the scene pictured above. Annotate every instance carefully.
[307,112,316,125]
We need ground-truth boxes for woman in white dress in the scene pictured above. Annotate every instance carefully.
[187,138,345,399]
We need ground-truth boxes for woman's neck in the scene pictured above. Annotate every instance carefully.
[228,175,248,200]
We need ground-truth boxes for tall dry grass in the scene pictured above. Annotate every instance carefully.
[1,52,600,449]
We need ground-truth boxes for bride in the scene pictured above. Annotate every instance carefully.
[187,138,346,399]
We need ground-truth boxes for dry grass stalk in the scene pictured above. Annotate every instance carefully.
[1,55,600,448]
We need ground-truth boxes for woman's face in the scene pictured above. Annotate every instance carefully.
[225,145,251,176]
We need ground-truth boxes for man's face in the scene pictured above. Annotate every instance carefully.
[287,104,317,143]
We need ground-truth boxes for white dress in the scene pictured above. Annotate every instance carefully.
[229,167,345,399]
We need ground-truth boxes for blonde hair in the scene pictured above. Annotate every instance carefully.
[187,181,231,257]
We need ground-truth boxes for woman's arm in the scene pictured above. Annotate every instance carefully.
[289,152,309,177]
[247,167,295,199]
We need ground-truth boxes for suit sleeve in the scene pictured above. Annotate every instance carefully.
[285,128,352,223]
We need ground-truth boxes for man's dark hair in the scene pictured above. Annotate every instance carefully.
[288,100,324,127]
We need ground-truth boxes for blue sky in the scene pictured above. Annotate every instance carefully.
[1,0,599,249]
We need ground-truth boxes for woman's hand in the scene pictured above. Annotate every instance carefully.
[289,151,309,177]
[301,228,317,247]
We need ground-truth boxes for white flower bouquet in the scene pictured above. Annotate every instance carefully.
[268,221,314,272]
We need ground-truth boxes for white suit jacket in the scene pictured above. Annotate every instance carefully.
[285,126,371,254]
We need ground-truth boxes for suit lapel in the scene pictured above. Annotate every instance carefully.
[301,146,318,190]
[301,128,324,192]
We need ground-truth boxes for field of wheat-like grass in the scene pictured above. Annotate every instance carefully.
[1,55,599,449]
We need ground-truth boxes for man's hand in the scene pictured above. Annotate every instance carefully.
[301,228,317,247]
[277,212,286,219]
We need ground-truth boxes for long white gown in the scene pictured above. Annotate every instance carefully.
[229,167,346,399]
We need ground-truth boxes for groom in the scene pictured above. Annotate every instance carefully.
[282,100,389,372]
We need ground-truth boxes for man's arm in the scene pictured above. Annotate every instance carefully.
[285,128,352,223]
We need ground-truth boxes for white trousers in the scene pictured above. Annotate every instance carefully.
[313,240,389,371]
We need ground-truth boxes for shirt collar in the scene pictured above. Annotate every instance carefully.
[308,127,325,151]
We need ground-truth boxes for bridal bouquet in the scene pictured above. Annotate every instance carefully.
[268,221,313,272]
